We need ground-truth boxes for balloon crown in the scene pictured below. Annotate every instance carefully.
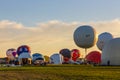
[17,45,31,56]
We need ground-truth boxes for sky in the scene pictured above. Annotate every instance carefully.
[0,0,120,57]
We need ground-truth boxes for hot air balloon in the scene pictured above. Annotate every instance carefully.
[6,48,17,64]
[71,49,80,62]
[32,53,45,65]
[85,51,101,64]
[44,55,50,63]
[102,38,120,65]
[17,45,31,65]
[73,25,97,57]
[50,53,63,64]
[59,48,71,63]
[97,32,113,51]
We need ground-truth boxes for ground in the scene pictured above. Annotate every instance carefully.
[0,64,119,80]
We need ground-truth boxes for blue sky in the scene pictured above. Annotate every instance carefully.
[0,0,120,57]
[0,0,120,26]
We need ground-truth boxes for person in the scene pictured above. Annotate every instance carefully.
[107,60,110,66]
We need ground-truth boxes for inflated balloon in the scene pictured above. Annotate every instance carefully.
[32,53,44,61]
[44,55,50,62]
[59,48,71,58]
[97,32,113,51]
[17,45,31,56]
[71,49,80,61]
[50,53,63,64]
[73,25,97,49]
[6,48,17,60]
[85,51,101,64]
[59,48,71,62]
[102,38,120,65]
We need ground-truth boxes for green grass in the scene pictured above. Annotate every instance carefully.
[0,65,120,80]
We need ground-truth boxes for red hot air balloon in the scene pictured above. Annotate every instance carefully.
[71,49,80,62]
[85,51,101,64]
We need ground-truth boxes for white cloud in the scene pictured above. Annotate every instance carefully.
[89,19,120,37]
[0,20,24,29]
[0,19,120,57]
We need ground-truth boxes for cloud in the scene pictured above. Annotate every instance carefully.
[0,20,23,29]
[89,19,120,37]
[0,19,120,57]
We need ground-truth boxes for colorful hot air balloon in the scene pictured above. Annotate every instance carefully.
[32,53,44,61]
[32,53,45,65]
[85,51,101,64]
[71,49,80,62]
[17,45,31,65]
[97,32,113,51]
[6,48,17,64]
[6,48,17,60]
[59,48,71,63]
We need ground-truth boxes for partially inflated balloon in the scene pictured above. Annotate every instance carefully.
[17,45,31,60]
[32,53,44,61]
[73,25,97,48]
[102,38,120,65]
[6,48,17,60]
[50,53,63,64]
[97,32,113,50]
[59,48,71,62]
[85,51,101,64]
[71,49,80,61]
[44,55,50,62]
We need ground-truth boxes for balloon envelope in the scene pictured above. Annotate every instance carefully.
[97,32,113,50]
[17,45,31,56]
[73,25,97,48]
[71,49,80,61]
[44,55,50,62]
[59,48,71,58]
[102,38,120,65]
[32,53,44,61]
[85,51,101,64]
[59,48,71,62]
[6,48,17,60]
[50,53,63,64]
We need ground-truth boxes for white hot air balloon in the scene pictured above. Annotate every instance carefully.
[6,48,17,64]
[102,38,120,65]
[50,53,63,64]
[73,25,97,56]
[97,32,113,51]
[32,53,45,65]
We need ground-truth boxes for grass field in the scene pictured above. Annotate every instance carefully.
[0,64,120,80]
